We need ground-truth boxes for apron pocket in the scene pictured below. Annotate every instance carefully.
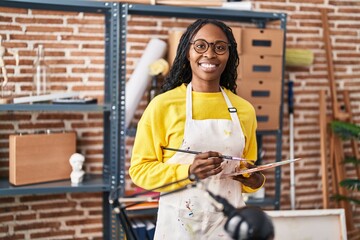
[178,209,226,237]
[177,209,204,236]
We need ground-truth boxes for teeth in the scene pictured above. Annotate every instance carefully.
[200,63,216,68]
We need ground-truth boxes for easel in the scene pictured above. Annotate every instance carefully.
[319,9,356,232]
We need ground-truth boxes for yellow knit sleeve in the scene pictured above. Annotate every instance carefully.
[129,89,192,192]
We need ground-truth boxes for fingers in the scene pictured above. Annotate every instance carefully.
[232,171,264,189]
[239,161,256,169]
[195,151,223,162]
[189,151,223,179]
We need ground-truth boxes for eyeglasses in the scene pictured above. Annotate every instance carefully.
[189,39,231,55]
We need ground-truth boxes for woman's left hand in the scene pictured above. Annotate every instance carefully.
[232,162,264,189]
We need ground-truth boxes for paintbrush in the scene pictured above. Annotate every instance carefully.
[162,147,247,162]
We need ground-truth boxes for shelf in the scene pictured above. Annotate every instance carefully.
[125,202,159,216]
[128,4,285,24]
[0,0,111,13]
[246,197,277,207]
[0,103,111,112]
[0,174,110,196]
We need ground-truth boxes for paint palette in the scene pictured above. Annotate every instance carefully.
[221,158,302,178]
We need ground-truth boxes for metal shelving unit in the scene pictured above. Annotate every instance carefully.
[124,4,287,211]
[0,1,286,239]
[0,0,123,239]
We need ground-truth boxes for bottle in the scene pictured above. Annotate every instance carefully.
[32,44,49,96]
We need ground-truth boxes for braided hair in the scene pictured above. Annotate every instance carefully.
[162,19,239,93]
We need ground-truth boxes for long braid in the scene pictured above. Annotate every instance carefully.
[162,19,239,93]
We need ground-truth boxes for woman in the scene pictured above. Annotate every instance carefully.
[129,19,265,240]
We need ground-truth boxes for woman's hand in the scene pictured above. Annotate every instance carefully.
[189,151,223,180]
[232,162,264,189]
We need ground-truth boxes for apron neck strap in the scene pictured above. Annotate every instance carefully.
[219,87,240,124]
[186,83,240,124]
[186,83,193,119]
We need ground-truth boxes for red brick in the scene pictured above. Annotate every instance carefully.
[0,234,26,240]
[0,7,27,14]
[65,218,101,226]
[0,215,14,222]
[10,34,57,41]
[31,201,77,211]
[67,19,104,25]
[0,205,29,214]
[30,230,76,239]
[14,221,60,231]
[81,226,103,234]
[16,17,63,24]
[40,210,84,219]
[15,213,36,221]
[26,26,74,33]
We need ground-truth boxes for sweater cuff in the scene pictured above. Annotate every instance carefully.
[177,164,193,186]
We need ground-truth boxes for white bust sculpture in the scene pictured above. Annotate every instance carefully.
[69,153,85,185]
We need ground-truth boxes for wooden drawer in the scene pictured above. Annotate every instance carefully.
[253,103,280,131]
[237,78,281,104]
[238,54,283,79]
[241,28,284,56]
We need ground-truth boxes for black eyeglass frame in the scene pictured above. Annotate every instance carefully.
[189,39,231,55]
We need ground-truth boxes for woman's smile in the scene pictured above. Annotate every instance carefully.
[198,62,220,72]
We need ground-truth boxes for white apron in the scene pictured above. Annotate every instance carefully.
[154,83,245,240]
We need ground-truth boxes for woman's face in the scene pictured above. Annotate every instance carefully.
[188,23,229,90]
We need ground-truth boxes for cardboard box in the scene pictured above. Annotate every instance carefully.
[231,26,242,54]
[236,78,282,104]
[238,54,283,79]
[168,30,184,67]
[9,132,76,186]
[253,103,280,131]
[241,27,284,56]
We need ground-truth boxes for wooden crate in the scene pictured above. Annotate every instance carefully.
[9,132,76,186]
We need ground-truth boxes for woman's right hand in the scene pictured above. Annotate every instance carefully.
[188,151,223,180]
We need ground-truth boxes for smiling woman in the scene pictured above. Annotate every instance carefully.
[129,19,265,240]
[188,23,230,92]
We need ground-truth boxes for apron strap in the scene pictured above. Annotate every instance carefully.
[220,87,242,128]
[186,83,242,130]
[186,82,193,119]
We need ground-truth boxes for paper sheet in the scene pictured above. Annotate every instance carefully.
[125,38,167,128]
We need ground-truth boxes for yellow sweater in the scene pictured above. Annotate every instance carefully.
[129,84,260,193]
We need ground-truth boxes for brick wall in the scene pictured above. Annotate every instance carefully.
[1,0,359,239]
